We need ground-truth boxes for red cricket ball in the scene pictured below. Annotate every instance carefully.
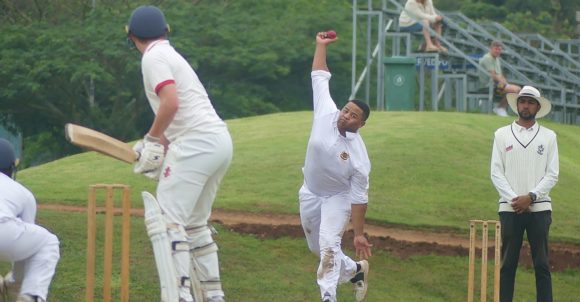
[325,30,337,39]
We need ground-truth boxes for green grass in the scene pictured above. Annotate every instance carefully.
[2,209,579,301]
[20,111,580,242]
[10,111,580,301]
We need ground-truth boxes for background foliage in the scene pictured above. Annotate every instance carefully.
[0,0,578,167]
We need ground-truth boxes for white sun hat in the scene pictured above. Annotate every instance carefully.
[506,85,552,119]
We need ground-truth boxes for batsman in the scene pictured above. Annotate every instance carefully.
[125,6,233,302]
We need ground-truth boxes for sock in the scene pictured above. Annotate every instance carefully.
[350,272,364,283]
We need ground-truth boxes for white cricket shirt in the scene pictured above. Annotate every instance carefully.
[0,173,36,222]
[302,70,370,204]
[141,40,225,142]
[490,121,559,212]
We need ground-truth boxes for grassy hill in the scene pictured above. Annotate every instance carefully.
[11,111,580,301]
[20,111,580,242]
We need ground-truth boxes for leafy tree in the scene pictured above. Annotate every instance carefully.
[0,0,355,166]
[502,11,563,36]
[1,0,576,166]
[461,2,508,21]
[437,0,577,35]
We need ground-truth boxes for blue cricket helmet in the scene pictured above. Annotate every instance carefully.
[0,138,16,171]
[126,5,170,39]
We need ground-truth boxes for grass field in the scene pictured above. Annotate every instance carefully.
[2,209,578,301]
[11,111,580,301]
[20,111,580,240]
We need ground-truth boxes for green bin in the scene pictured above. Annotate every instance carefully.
[384,56,417,110]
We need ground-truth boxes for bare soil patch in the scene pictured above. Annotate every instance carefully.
[40,205,580,272]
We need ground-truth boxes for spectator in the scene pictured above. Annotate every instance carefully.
[399,0,448,53]
[478,40,521,117]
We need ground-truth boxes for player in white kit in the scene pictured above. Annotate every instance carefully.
[0,139,60,302]
[299,32,373,302]
[126,6,232,302]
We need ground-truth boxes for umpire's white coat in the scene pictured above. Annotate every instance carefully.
[300,70,370,301]
[0,173,60,301]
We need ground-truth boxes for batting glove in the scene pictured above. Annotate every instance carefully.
[133,134,161,159]
[132,141,144,158]
[134,136,165,180]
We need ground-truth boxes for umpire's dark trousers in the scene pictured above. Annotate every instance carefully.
[499,210,552,302]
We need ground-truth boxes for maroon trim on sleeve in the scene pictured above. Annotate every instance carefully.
[155,80,175,95]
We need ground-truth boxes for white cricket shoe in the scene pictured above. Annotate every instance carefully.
[4,272,22,302]
[493,106,509,117]
[15,295,36,302]
[353,260,369,301]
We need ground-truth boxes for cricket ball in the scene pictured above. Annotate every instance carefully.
[325,30,337,39]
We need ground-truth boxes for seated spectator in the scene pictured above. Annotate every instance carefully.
[399,0,447,53]
[478,40,521,117]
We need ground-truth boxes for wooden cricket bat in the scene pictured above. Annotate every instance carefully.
[64,123,138,164]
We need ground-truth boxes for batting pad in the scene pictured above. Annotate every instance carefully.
[142,191,179,302]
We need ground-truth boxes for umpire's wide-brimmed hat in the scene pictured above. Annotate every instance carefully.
[507,85,552,119]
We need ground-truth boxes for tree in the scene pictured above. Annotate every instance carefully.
[0,0,355,166]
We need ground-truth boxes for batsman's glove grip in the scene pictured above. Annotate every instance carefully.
[133,140,165,180]
[133,134,161,160]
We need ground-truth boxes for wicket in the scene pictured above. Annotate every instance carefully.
[86,184,131,302]
[467,220,501,302]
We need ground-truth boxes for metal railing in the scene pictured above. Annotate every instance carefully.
[350,0,580,124]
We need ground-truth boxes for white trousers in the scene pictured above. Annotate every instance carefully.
[157,127,233,300]
[299,185,357,301]
[0,217,60,300]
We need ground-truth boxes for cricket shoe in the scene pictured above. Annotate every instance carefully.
[493,106,509,117]
[0,275,5,302]
[16,295,44,302]
[4,272,21,302]
[351,260,369,301]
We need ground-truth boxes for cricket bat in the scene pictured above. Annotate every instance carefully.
[64,123,138,164]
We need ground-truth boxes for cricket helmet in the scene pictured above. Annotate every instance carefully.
[0,138,16,172]
[126,5,170,39]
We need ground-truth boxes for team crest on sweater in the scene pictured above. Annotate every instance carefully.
[340,151,349,160]
[505,145,513,152]
[537,144,544,155]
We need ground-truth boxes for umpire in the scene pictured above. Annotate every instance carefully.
[490,86,558,302]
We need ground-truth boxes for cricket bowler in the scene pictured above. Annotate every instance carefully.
[299,31,372,302]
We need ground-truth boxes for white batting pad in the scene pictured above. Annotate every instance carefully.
[187,225,223,300]
[142,191,179,302]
